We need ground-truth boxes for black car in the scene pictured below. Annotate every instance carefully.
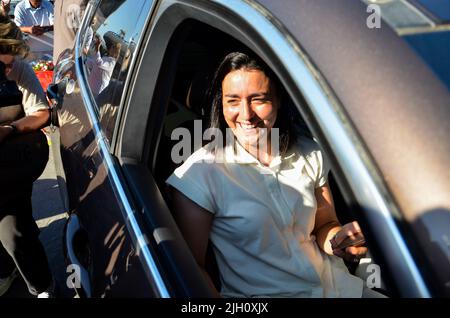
[49,0,450,298]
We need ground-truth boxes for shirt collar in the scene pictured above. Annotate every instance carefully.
[224,137,297,172]
[224,139,257,165]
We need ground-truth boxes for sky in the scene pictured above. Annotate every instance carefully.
[97,0,150,43]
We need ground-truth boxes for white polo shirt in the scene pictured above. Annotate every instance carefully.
[167,136,364,298]
[85,51,117,96]
[14,0,54,27]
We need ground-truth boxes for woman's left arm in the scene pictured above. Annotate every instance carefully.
[312,182,368,261]
[312,182,342,255]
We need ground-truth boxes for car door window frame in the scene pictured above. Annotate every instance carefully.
[73,0,171,298]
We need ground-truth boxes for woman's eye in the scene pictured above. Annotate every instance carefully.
[252,98,266,104]
[226,99,239,106]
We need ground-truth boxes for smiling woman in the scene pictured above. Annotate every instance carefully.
[166,51,383,298]
[222,68,278,165]
[209,52,292,166]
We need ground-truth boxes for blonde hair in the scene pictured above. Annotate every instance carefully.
[0,13,29,58]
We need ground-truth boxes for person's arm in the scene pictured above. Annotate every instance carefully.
[0,109,49,143]
[312,183,368,260]
[19,25,44,35]
[14,6,46,35]
[171,188,222,297]
[13,7,38,35]
[13,5,23,25]
[312,183,342,255]
[12,109,49,132]
[93,39,114,70]
[92,44,116,74]
[18,25,31,34]
[3,59,50,139]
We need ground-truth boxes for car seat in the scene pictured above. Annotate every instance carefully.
[155,62,223,291]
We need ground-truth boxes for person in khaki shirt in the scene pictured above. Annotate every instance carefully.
[0,13,55,298]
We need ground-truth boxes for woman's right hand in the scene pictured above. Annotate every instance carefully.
[330,221,368,263]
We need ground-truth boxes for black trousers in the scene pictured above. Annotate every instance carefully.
[0,131,52,295]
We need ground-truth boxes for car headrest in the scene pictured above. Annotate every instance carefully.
[185,66,215,119]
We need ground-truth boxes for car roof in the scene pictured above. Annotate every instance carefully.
[253,0,450,221]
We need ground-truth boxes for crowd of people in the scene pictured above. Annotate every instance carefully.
[0,0,85,298]
[0,2,54,298]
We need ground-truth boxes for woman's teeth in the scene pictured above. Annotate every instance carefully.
[240,123,257,129]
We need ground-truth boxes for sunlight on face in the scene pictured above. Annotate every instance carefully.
[222,69,278,148]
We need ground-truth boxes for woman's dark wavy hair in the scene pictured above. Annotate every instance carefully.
[208,51,295,155]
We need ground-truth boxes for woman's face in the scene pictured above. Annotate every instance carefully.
[222,69,278,147]
[0,54,15,75]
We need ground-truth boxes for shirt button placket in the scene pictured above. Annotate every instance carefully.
[268,170,288,226]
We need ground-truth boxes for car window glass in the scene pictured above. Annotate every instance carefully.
[81,0,153,146]
[361,0,450,89]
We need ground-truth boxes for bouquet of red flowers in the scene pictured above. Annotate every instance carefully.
[32,60,54,72]
[31,60,54,91]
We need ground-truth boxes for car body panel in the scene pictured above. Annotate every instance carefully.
[254,0,450,294]
[51,0,165,296]
[55,50,156,297]
[254,0,450,221]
